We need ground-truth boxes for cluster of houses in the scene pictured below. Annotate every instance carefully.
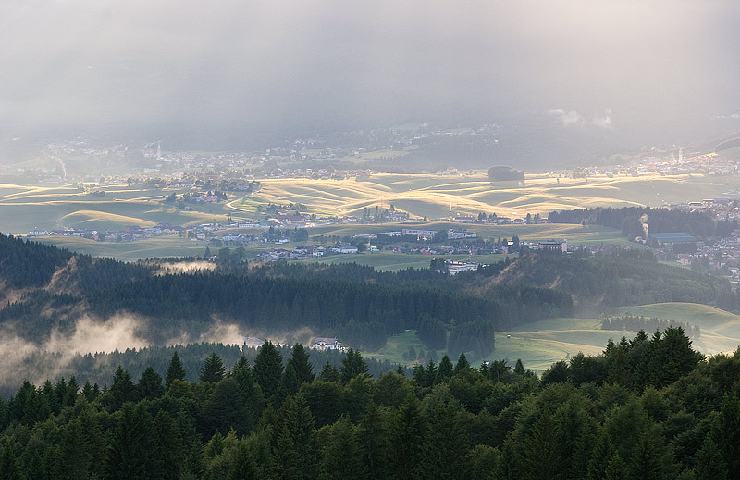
[242,336,345,352]
[27,223,186,242]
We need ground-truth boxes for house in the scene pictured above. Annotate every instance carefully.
[243,336,266,349]
[401,228,437,239]
[331,245,358,254]
[447,261,480,275]
[649,233,698,253]
[311,337,342,351]
[538,240,568,253]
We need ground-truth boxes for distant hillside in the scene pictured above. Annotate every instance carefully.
[487,250,738,311]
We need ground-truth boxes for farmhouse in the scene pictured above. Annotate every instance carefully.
[401,228,437,239]
[447,260,480,275]
[331,244,359,254]
[538,240,568,253]
[311,337,342,351]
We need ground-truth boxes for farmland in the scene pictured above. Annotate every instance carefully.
[3,170,736,264]
[230,171,740,219]
[3,172,740,237]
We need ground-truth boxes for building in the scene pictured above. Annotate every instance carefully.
[538,240,568,253]
[331,245,358,254]
[401,228,437,239]
[447,260,480,275]
[649,233,698,253]
[243,336,266,349]
[311,337,342,351]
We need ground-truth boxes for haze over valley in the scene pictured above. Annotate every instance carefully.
[1,2,740,479]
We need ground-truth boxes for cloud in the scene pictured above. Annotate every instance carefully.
[0,0,738,151]
[592,108,613,129]
[548,109,585,126]
[0,314,149,386]
[548,108,613,129]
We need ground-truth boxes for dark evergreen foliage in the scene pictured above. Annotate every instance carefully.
[0,333,736,479]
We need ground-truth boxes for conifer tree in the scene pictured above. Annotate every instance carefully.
[514,358,526,375]
[340,349,368,383]
[437,355,454,381]
[201,353,226,383]
[254,342,284,401]
[287,344,315,385]
[454,353,470,375]
[138,367,164,399]
[319,363,340,382]
[273,394,317,480]
[165,351,186,386]
[108,366,138,410]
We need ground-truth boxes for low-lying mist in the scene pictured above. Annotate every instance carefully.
[0,312,320,390]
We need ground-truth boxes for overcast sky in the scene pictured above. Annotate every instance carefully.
[1,0,739,149]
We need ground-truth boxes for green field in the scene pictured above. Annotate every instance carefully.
[294,252,513,271]
[616,303,740,354]
[363,330,445,365]
[35,235,211,261]
[371,304,740,372]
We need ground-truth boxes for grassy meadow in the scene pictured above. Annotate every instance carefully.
[368,302,740,372]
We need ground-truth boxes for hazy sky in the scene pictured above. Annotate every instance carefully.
[1,0,739,149]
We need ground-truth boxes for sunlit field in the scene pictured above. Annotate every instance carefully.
[229,171,740,219]
[3,172,739,235]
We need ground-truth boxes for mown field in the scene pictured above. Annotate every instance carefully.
[230,171,740,219]
[0,183,228,234]
[4,171,740,236]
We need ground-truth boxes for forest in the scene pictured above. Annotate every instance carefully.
[3,232,740,363]
[0,329,738,480]
[0,234,572,357]
[547,207,737,239]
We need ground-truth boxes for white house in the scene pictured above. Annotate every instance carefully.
[311,337,342,351]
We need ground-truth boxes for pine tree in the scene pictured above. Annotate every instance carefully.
[287,344,315,385]
[360,402,389,480]
[254,342,284,401]
[520,413,558,480]
[340,349,368,383]
[108,366,138,410]
[319,363,340,382]
[282,363,301,396]
[201,353,226,383]
[272,394,317,480]
[107,403,155,480]
[318,416,368,480]
[138,367,164,399]
[389,397,425,480]
[166,351,186,387]
[454,353,470,375]
[514,358,526,375]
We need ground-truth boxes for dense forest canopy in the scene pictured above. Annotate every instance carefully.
[0,330,738,480]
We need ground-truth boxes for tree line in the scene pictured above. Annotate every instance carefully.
[0,329,738,479]
[548,207,737,239]
[601,314,700,339]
